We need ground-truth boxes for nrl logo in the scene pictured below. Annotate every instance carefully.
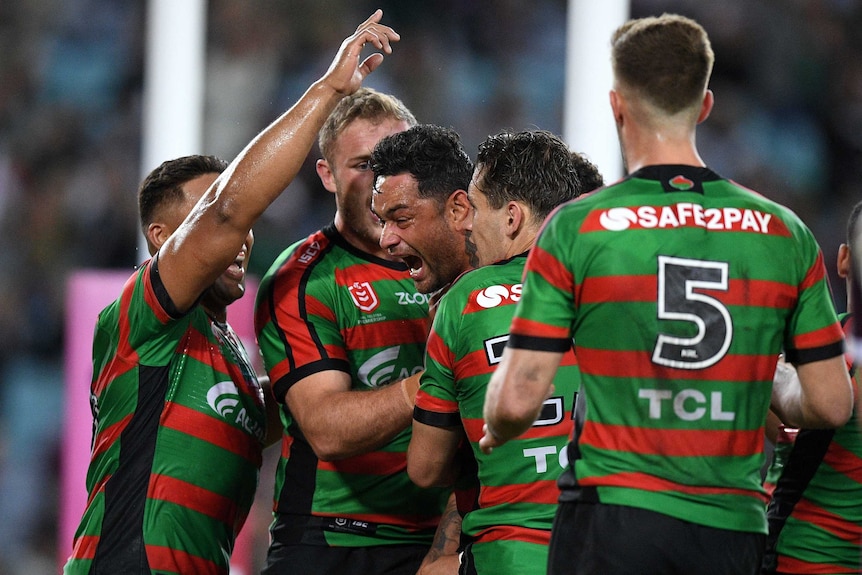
[348,281,380,312]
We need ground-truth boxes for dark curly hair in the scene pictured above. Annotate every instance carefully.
[370,124,474,206]
[475,130,603,223]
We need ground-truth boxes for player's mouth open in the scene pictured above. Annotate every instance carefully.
[225,258,245,280]
[402,255,424,278]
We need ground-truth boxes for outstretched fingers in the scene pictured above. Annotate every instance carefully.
[322,9,400,94]
[353,9,400,54]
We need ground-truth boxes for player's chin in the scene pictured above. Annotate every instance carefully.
[213,276,246,303]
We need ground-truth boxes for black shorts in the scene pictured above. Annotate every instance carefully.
[260,541,429,575]
[547,498,764,575]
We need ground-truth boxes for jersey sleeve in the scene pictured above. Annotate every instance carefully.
[509,210,578,353]
[415,290,461,428]
[254,244,350,402]
[783,224,844,365]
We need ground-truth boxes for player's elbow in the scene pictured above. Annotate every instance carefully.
[306,434,352,462]
[796,358,855,429]
[407,453,452,488]
[407,463,451,489]
[811,394,853,428]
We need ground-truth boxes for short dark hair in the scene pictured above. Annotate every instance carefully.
[475,130,603,222]
[370,124,474,204]
[611,13,714,115]
[570,151,605,196]
[138,155,228,231]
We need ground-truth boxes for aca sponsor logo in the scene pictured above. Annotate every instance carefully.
[348,281,380,312]
[207,381,265,440]
[357,345,422,388]
[596,203,773,234]
[475,284,522,309]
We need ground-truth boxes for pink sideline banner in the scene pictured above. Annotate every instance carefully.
[60,269,262,574]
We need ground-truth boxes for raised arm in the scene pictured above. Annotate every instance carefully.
[158,10,399,312]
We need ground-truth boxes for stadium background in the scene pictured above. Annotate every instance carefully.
[0,0,859,572]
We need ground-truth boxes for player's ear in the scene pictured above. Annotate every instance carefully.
[837,243,851,279]
[506,201,525,238]
[448,189,472,227]
[697,89,714,124]
[316,159,337,194]
[146,222,170,253]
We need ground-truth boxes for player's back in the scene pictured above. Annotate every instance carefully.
[521,164,843,535]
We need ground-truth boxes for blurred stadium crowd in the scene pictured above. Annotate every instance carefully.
[0,0,860,572]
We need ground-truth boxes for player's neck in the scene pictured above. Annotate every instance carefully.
[622,124,705,174]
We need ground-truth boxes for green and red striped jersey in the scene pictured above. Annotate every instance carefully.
[254,223,448,547]
[415,253,578,574]
[64,256,266,575]
[509,165,844,535]
[764,314,861,574]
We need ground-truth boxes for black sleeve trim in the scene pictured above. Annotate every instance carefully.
[784,340,845,365]
[413,405,461,428]
[271,358,351,403]
[508,333,572,353]
[149,253,184,319]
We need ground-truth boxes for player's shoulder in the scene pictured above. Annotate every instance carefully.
[440,257,524,308]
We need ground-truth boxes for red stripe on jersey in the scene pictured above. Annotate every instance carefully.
[580,421,763,457]
[461,417,573,443]
[579,471,767,501]
[161,402,262,466]
[576,347,777,382]
[93,276,141,396]
[580,276,797,309]
[148,474,238,527]
[181,328,248,386]
[146,544,226,575]
[142,262,172,324]
[479,480,561,507]
[791,322,845,351]
[510,317,571,340]
[314,510,441,531]
[527,246,574,292]
[344,317,428,349]
[473,524,551,545]
[86,474,111,507]
[306,293,337,323]
[70,534,99,559]
[822,441,862,481]
[776,554,858,574]
[334,259,412,285]
[800,250,828,291]
[415,388,459,414]
[791,498,862,541]
[318,450,407,476]
[92,415,132,459]
[453,348,495,382]
[426,328,454,371]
